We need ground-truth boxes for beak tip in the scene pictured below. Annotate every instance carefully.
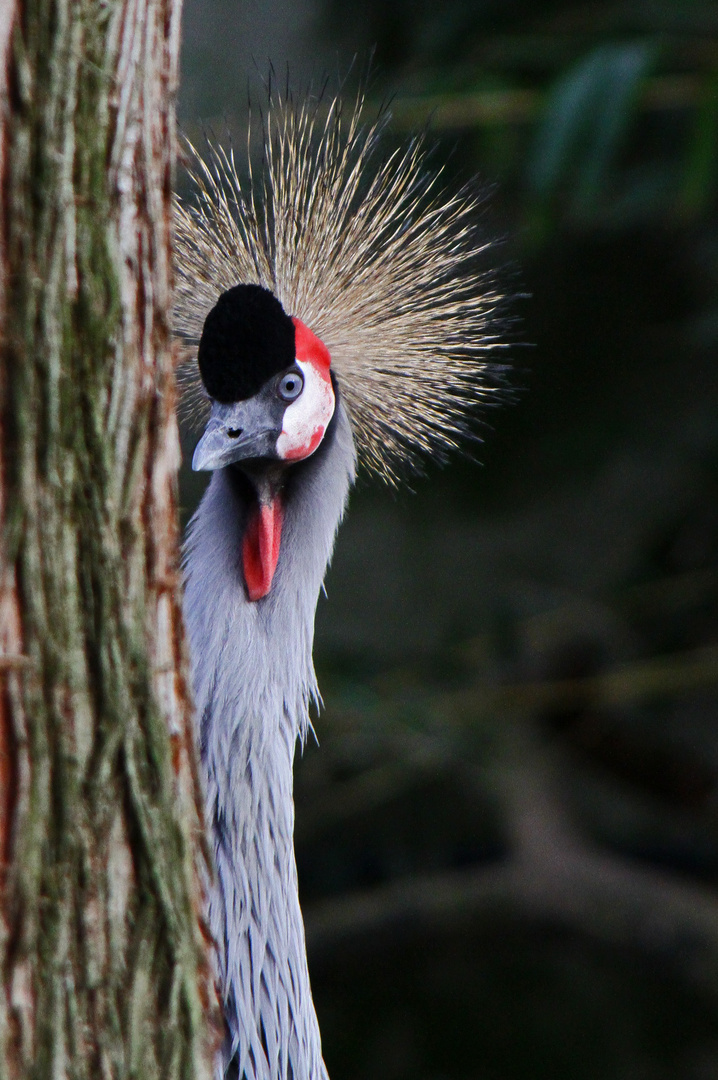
[191,442,212,472]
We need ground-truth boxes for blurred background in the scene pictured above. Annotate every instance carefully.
[179,3,718,1078]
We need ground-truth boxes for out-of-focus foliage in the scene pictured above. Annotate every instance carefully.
[322,0,718,236]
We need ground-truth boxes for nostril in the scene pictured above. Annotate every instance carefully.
[227,427,242,439]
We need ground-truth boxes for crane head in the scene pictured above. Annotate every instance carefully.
[191,283,336,601]
[193,284,335,472]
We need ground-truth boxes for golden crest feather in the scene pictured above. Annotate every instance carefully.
[173,86,506,482]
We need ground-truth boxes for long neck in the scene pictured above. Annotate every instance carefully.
[183,402,355,1080]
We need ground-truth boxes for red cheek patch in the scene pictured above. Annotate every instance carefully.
[282,425,325,462]
[242,494,284,602]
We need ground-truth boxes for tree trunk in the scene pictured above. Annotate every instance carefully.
[0,2,216,1077]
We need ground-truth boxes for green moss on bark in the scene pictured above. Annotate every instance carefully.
[0,2,213,1077]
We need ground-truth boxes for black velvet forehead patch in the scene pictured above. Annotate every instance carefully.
[197,283,296,402]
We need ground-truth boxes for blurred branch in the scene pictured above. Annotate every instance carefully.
[305,842,718,1002]
[306,643,718,836]
[455,644,718,715]
[305,719,718,1002]
[381,74,704,132]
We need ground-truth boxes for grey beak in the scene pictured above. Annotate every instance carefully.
[192,397,281,471]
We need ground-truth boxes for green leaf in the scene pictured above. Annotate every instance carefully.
[678,68,718,219]
[527,42,658,219]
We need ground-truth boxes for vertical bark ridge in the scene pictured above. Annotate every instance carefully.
[0,1,216,1077]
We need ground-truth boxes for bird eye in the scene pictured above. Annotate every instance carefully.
[278,370,304,402]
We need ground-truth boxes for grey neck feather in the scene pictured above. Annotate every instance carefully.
[183,401,356,1080]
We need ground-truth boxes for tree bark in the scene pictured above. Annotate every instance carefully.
[0,1,216,1077]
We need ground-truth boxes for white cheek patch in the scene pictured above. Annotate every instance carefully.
[276,358,336,462]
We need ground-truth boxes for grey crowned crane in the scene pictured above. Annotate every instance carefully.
[174,89,505,1080]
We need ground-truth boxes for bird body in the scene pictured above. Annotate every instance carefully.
[175,87,505,1080]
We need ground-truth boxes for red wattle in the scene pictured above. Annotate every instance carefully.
[242,495,284,601]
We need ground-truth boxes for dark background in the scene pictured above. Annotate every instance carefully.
[179,3,718,1077]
